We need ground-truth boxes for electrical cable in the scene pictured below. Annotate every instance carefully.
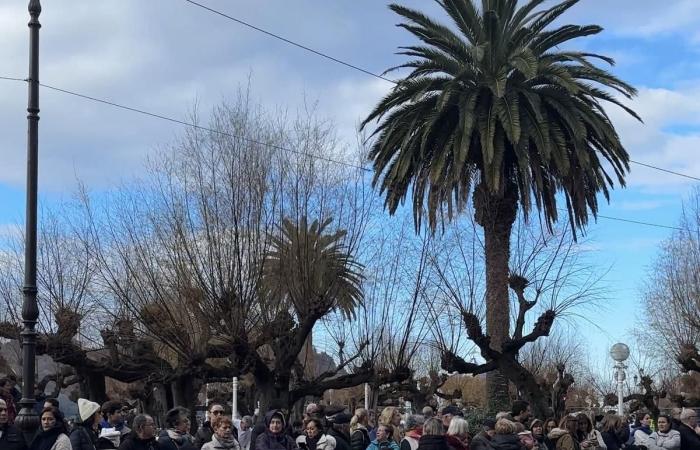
[0,75,693,232]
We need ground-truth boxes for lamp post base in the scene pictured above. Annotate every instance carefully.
[15,404,40,444]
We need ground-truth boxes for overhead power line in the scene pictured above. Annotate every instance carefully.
[0,75,690,233]
[38,81,371,173]
[183,0,698,183]
[182,0,396,84]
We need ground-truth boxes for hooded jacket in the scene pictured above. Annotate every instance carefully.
[255,410,298,450]
[547,429,579,450]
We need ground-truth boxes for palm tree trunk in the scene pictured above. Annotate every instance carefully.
[473,182,518,413]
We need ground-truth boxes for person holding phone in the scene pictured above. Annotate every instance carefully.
[297,419,336,450]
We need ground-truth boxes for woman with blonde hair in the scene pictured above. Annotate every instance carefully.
[492,419,525,450]
[379,407,403,443]
[350,408,370,450]
[445,417,469,450]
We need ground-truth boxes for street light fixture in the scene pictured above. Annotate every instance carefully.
[610,343,630,416]
[14,0,42,443]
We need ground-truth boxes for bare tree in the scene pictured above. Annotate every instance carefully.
[434,214,604,417]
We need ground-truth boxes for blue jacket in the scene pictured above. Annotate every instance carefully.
[366,440,400,450]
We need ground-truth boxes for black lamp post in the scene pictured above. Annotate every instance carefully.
[14,0,41,442]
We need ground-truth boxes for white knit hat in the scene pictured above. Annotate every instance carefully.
[78,398,101,422]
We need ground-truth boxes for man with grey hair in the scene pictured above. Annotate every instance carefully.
[421,407,433,419]
[676,408,700,450]
[0,398,26,450]
[239,416,254,450]
[118,414,158,450]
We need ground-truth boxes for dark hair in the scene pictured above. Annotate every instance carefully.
[0,378,10,388]
[577,414,593,433]
[41,406,67,433]
[165,407,190,428]
[102,400,122,416]
[633,412,651,427]
[208,402,223,412]
[45,398,60,409]
[657,414,672,427]
[132,414,154,433]
[305,418,324,432]
[511,400,529,417]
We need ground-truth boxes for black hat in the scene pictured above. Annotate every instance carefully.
[482,419,497,430]
[441,405,463,417]
[327,412,352,424]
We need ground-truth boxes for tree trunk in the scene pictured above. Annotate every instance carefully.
[473,182,518,414]
[78,369,107,404]
[500,358,550,419]
[172,375,203,434]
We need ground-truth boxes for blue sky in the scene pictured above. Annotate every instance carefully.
[1,0,699,370]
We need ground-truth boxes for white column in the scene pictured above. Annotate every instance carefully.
[364,383,370,410]
[232,377,239,418]
[615,362,626,416]
[205,383,210,421]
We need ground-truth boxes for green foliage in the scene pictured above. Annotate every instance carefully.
[362,0,640,232]
[263,217,364,320]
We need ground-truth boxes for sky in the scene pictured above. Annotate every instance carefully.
[1,0,699,372]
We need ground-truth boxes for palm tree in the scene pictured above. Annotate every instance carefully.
[263,216,364,321]
[361,0,640,410]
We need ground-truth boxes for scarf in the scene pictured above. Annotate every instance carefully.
[30,427,63,450]
[239,430,252,449]
[306,434,320,450]
[211,434,238,449]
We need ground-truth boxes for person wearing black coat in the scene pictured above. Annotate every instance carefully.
[0,398,27,450]
[71,398,103,450]
[326,414,352,450]
[416,418,450,450]
[159,407,197,450]
[491,419,525,450]
[119,415,159,450]
[255,410,298,450]
[195,404,238,450]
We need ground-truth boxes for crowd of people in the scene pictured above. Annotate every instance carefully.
[1,386,699,450]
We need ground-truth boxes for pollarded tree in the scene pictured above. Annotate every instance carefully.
[361,0,639,410]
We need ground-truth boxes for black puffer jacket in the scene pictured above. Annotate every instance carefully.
[491,435,525,450]
[118,432,159,450]
[416,435,450,450]
[0,423,28,450]
[350,428,370,450]
[70,424,98,450]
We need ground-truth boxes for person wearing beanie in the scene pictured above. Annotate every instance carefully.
[118,414,158,450]
[0,398,27,450]
[70,398,102,450]
[325,412,352,450]
[255,410,297,450]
